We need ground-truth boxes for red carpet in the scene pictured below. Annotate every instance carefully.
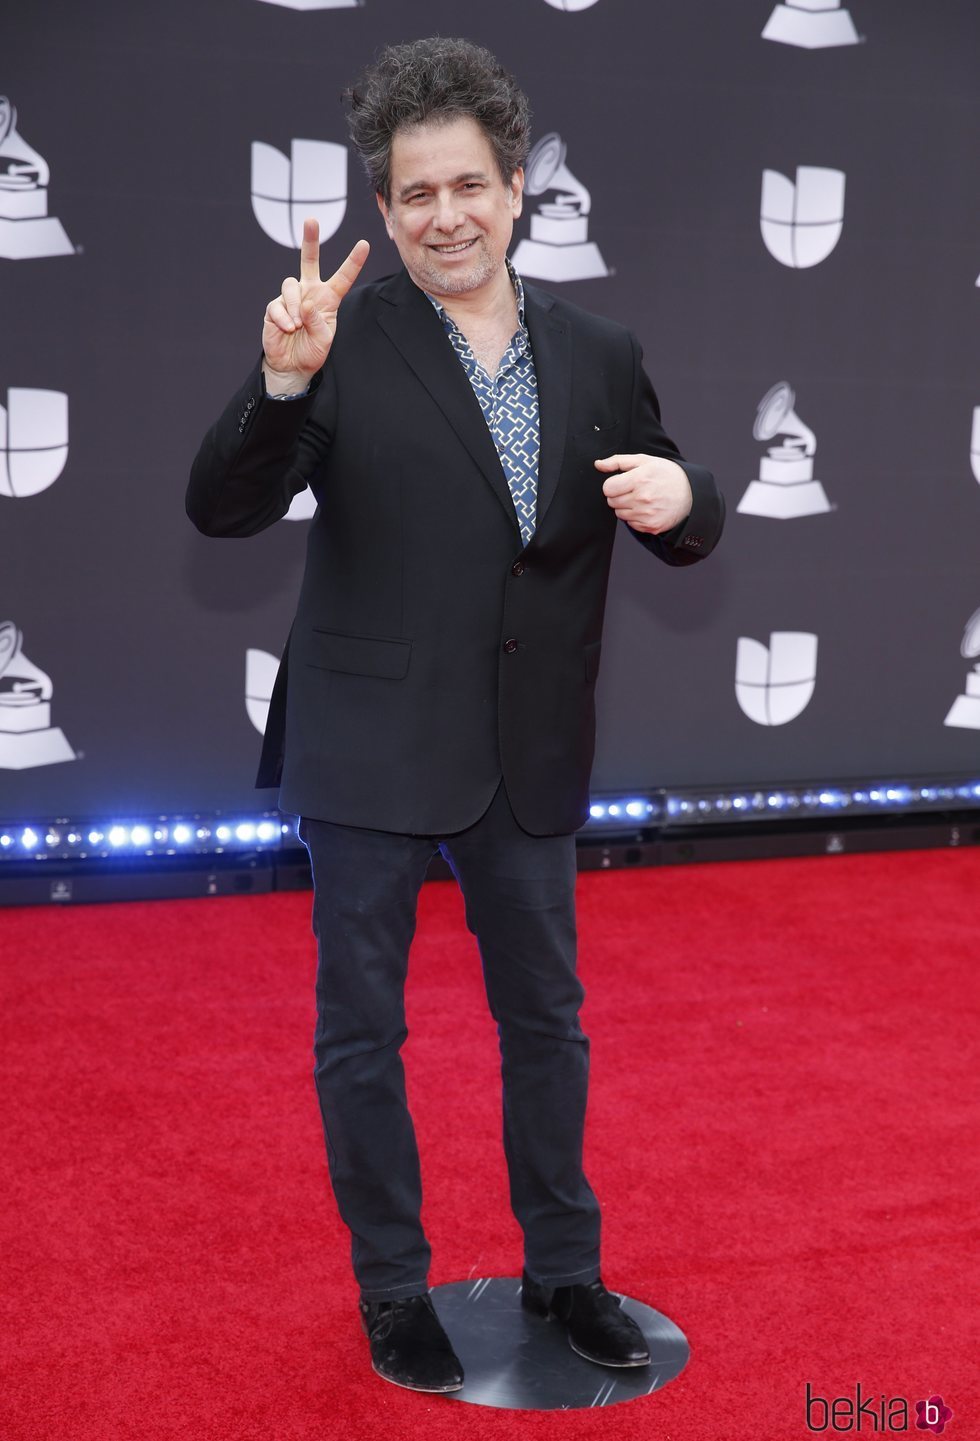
[1,848,978,1439]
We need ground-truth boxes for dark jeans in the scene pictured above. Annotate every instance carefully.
[299,781,601,1302]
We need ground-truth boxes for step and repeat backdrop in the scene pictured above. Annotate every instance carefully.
[2,0,979,822]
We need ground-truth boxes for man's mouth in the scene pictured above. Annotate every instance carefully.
[428,237,479,254]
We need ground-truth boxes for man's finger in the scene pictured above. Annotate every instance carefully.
[594,454,643,473]
[281,276,302,325]
[601,475,635,498]
[299,218,322,287]
[265,297,297,334]
[301,298,331,344]
[325,238,371,304]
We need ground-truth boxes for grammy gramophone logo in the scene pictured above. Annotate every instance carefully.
[760,166,845,268]
[0,97,74,261]
[542,0,602,9]
[251,137,348,248]
[0,621,75,769]
[511,133,608,283]
[944,608,980,731]
[762,0,860,49]
[738,382,831,519]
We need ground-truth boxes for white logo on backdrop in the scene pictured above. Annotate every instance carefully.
[762,0,860,49]
[283,488,317,521]
[944,609,980,731]
[735,631,818,726]
[246,648,279,734]
[0,621,75,769]
[251,139,347,248]
[0,98,73,260]
[542,0,602,9]
[760,166,845,268]
[0,389,69,498]
[738,382,831,518]
[256,0,360,7]
[511,133,607,282]
[971,407,980,484]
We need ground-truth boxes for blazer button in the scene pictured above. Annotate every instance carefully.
[503,638,518,653]
[511,561,525,576]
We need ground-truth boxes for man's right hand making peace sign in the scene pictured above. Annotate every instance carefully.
[261,218,370,394]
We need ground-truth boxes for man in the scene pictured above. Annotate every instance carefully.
[187,37,724,1394]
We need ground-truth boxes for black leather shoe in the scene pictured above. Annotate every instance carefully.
[521,1271,651,1367]
[358,1292,464,1392]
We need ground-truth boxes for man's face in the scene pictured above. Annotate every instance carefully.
[377,115,523,301]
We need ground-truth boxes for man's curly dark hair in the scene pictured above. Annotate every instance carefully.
[346,37,532,205]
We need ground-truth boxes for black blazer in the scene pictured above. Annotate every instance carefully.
[187,269,724,835]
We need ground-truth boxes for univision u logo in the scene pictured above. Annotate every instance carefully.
[735,632,818,725]
[760,166,845,268]
[245,648,279,734]
[0,388,69,498]
[251,138,347,248]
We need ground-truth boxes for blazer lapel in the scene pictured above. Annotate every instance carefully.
[523,283,571,535]
[375,270,520,536]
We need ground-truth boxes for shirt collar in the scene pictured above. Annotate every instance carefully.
[423,258,528,339]
[509,258,527,328]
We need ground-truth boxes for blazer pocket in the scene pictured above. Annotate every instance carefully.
[307,629,412,679]
[569,422,628,472]
[570,420,626,450]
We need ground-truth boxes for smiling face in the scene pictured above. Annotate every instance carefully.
[377,114,524,303]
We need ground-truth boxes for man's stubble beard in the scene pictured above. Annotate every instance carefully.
[409,235,502,297]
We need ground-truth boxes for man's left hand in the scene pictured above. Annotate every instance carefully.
[595,454,693,534]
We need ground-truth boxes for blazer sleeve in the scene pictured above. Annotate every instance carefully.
[185,357,336,537]
[623,331,725,567]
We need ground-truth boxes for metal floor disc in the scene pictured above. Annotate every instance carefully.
[429,1276,690,1411]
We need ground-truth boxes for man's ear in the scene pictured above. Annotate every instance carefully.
[510,167,524,222]
[376,191,395,239]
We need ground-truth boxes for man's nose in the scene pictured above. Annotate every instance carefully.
[431,195,465,233]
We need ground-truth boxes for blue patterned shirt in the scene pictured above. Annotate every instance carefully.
[424,262,540,546]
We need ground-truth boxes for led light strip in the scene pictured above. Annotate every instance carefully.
[2,779,979,863]
[587,799,658,823]
[0,815,297,862]
[586,779,980,829]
